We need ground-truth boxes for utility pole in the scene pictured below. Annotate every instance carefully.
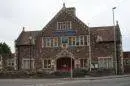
[112,7,117,75]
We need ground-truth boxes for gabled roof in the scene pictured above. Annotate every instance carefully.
[42,6,88,31]
[16,31,40,45]
[90,26,115,42]
[15,6,121,46]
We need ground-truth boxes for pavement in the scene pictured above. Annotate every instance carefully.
[62,74,130,80]
[0,74,130,86]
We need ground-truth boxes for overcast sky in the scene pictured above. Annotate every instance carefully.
[0,0,130,53]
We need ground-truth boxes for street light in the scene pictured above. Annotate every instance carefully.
[88,24,92,72]
[112,7,117,75]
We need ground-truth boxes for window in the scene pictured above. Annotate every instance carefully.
[44,37,59,47]
[76,36,79,45]
[45,37,52,47]
[43,59,51,69]
[22,59,35,69]
[53,37,58,47]
[79,36,84,45]
[60,36,86,46]
[61,37,68,44]
[80,59,87,68]
[98,57,113,69]
[68,37,76,46]
[7,59,14,66]
[57,21,72,30]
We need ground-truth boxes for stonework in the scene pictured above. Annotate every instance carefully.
[15,6,123,74]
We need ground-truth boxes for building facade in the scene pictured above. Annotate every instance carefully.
[15,5,123,74]
[123,52,130,73]
[0,55,3,70]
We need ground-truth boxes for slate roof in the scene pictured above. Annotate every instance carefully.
[90,26,115,42]
[15,6,119,45]
[16,31,40,45]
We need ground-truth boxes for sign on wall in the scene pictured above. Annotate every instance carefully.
[54,30,77,36]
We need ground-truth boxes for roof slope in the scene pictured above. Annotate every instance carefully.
[16,31,40,45]
[42,6,88,31]
[90,26,115,42]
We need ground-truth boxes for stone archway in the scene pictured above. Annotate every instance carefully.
[56,57,74,72]
[55,49,75,71]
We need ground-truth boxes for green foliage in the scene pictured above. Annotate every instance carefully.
[87,68,114,77]
[73,68,88,77]
[0,42,11,55]
[3,66,15,71]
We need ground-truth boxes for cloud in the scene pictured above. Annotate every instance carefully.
[0,0,130,52]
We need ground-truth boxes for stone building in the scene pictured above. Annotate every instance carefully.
[15,5,123,74]
[0,53,17,70]
[123,52,130,73]
[0,55,3,70]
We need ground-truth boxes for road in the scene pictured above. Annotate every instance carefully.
[0,77,130,86]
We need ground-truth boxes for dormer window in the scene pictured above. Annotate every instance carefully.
[57,21,72,30]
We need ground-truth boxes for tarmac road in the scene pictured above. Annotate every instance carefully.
[0,76,130,86]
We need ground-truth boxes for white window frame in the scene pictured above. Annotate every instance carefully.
[61,36,69,44]
[68,36,76,46]
[79,35,85,46]
[22,58,35,69]
[42,59,51,69]
[80,58,88,68]
[57,21,72,30]
[52,37,59,47]
[76,36,80,46]
[45,37,52,47]
[98,57,113,69]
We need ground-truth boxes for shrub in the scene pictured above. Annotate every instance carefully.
[87,68,114,77]
[73,68,88,77]
[3,66,15,71]
[51,71,70,78]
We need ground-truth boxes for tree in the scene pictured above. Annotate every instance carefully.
[0,42,11,55]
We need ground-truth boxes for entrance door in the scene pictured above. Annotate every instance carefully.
[57,57,74,72]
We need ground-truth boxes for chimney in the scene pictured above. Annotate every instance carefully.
[23,27,25,31]
[66,7,76,16]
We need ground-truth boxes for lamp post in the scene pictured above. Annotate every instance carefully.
[112,7,117,75]
[88,24,92,72]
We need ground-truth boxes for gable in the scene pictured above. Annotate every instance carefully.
[90,26,115,42]
[16,31,40,45]
[42,7,89,37]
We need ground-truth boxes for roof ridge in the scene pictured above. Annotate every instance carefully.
[90,26,114,29]
[24,30,41,32]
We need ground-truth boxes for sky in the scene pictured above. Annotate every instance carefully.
[0,0,130,53]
